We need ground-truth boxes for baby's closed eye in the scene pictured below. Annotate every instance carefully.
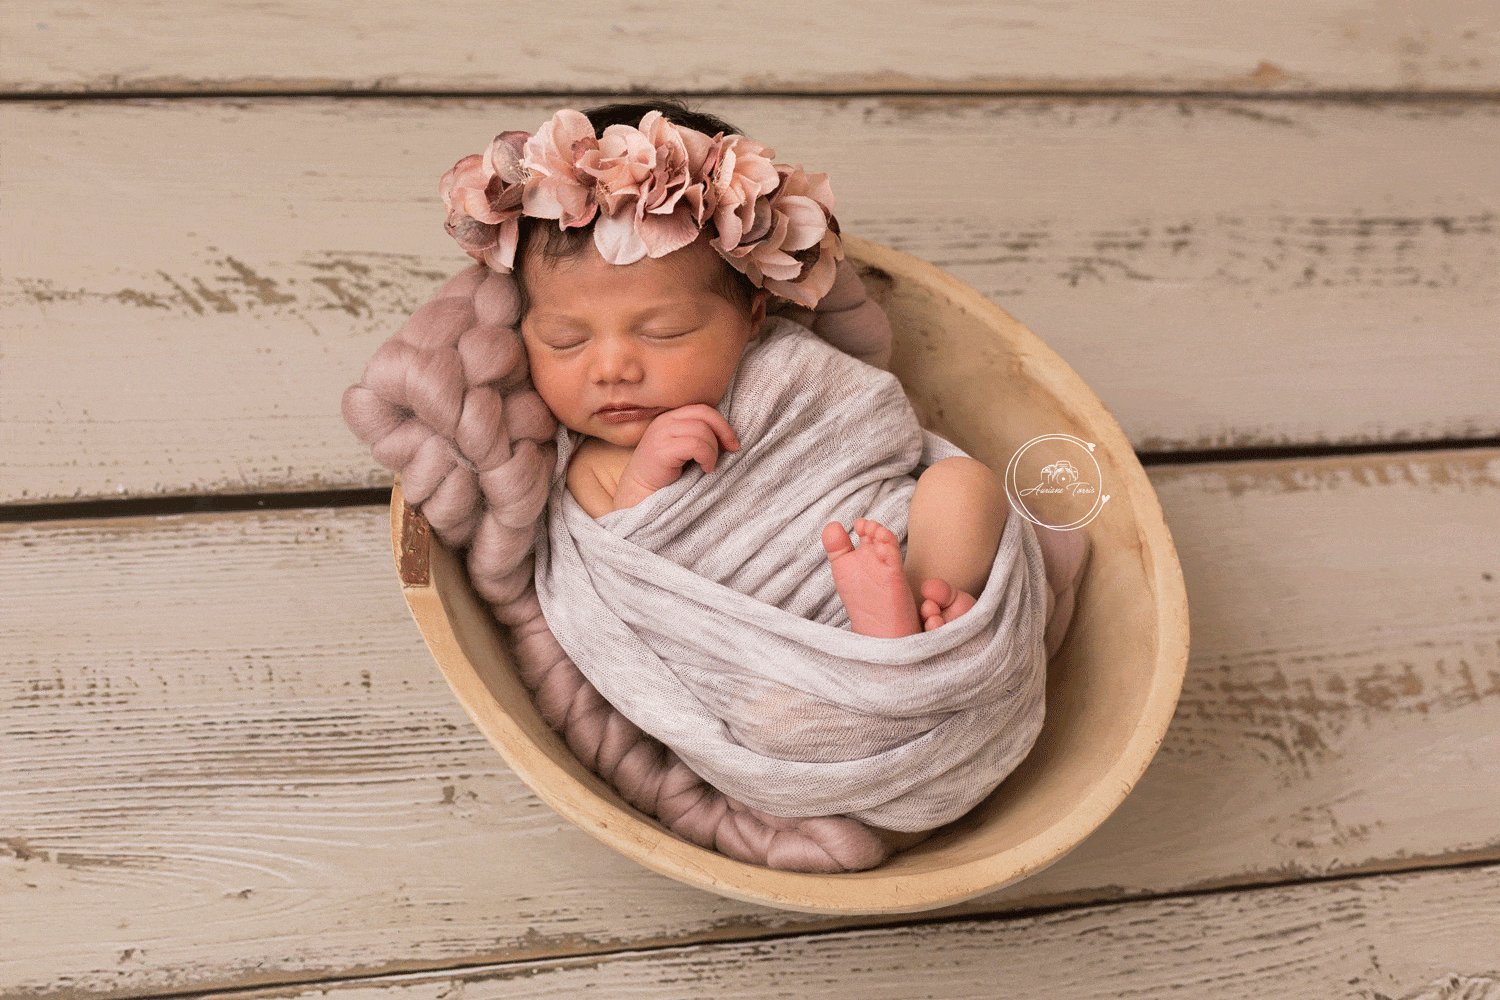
[522,320,588,350]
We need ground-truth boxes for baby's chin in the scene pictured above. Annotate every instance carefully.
[574,418,649,449]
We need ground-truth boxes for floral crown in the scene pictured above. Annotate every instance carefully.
[439,109,843,308]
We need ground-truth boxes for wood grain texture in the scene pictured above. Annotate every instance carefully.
[4,1,1497,95]
[4,97,1497,503]
[4,450,1497,997]
[165,865,1500,1000]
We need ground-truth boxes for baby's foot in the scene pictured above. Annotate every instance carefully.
[822,519,921,638]
[919,578,977,632]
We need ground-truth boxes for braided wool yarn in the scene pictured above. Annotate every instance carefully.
[343,261,900,872]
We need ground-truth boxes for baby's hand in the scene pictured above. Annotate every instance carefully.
[613,404,740,511]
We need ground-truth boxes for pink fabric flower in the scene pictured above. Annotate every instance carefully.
[439,131,528,271]
[521,110,599,230]
[763,222,843,308]
[707,135,780,254]
[577,110,718,265]
[716,163,843,307]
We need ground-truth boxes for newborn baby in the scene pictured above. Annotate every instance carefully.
[425,97,1089,836]
[518,223,1085,833]
[519,230,1017,639]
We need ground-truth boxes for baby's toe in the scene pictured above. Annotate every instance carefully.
[821,522,854,558]
[920,578,956,608]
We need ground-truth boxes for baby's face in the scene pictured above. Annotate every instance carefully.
[518,238,764,448]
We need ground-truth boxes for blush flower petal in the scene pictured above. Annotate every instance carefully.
[522,110,599,228]
[446,210,497,254]
[480,222,521,273]
[708,136,779,253]
[767,194,827,252]
[581,121,657,215]
[440,153,502,224]
[485,131,530,186]
[763,228,843,307]
[635,207,703,258]
[592,210,650,265]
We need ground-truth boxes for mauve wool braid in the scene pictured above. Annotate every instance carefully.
[343,260,897,872]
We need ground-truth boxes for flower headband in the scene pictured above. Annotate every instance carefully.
[439,109,843,308]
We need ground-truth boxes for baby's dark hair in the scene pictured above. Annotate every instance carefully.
[513,98,761,318]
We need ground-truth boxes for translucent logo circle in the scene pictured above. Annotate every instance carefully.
[1004,433,1110,530]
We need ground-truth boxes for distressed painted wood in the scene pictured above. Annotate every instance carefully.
[164,865,1500,1000]
[4,449,1497,996]
[4,96,1497,504]
[4,1,1497,95]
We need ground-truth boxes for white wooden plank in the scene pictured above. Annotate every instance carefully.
[178,865,1500,1000]
[1015,448,1500,900]
[3,449,1497,996]
[4,1,1498,95]
[4,97,1497,504]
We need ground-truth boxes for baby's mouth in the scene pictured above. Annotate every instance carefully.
[595,405,664,424]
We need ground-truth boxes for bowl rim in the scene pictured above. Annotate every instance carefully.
[390,235,1190,914]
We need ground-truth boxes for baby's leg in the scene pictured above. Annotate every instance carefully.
[904,457,1009,624]
[908,457,1091,650]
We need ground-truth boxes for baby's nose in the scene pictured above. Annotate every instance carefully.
[590,338,643,383]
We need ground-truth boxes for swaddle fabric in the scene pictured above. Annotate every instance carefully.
[535,318,1049,831]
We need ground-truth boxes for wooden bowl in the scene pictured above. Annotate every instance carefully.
[390,236,1190,914]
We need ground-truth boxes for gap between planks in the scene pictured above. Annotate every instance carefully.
[7,89,1500,103]
[5,435,1500,521]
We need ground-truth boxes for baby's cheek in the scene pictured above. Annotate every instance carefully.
[525,366,575,420]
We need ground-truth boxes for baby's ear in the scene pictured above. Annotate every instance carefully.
[750,288,771,328]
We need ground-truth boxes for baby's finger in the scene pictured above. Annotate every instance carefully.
[686,433,720,473]
[658,422,719,472]
[674,415,733,471]
[677,403,740,452]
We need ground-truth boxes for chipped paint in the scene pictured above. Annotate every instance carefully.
[222,257,296,306]
[4,837,47,862]
[1170,638,1500,775]
[1147,450,1500,499]
[856,210,1499,299]
[12,251,452,322]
